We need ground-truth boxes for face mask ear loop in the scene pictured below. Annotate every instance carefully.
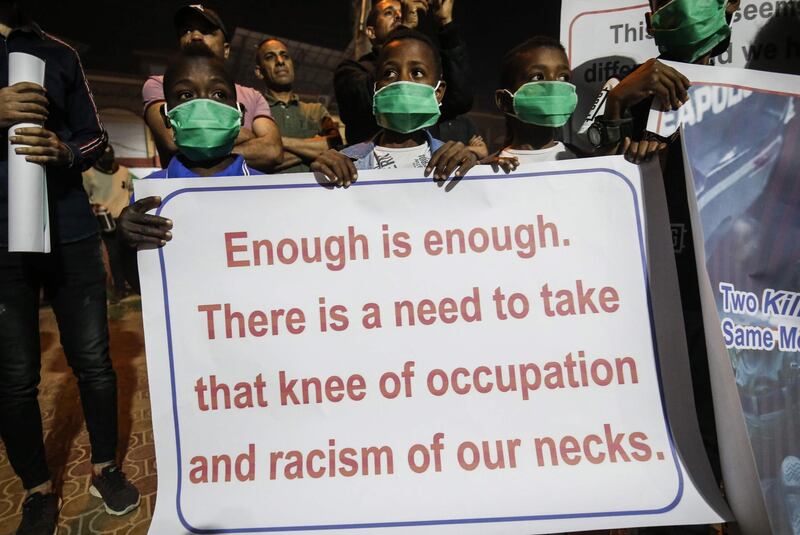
[433,80,443,108]
[501,89,518,119]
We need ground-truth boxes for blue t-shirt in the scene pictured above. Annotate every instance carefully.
[145,154,263,179]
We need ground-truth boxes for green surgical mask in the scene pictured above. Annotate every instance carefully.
[651,0,730,63]
[503,81,578,127]
[166,99,242,162]
[372,81,442,134]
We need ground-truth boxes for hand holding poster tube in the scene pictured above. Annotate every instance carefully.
[6,52,49,253]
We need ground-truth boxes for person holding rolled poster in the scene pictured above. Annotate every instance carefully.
[0,2,140,534]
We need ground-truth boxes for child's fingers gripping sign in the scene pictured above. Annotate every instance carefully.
[119,196,173,248]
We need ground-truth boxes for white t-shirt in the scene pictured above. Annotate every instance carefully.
[372,142,432,169]
[500,142,576,164]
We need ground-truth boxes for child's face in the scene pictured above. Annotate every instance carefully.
[509,48,571,92]
[164,59,237,110]
[375,39,444,103]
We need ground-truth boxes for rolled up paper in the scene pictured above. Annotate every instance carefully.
[7,51,49,253]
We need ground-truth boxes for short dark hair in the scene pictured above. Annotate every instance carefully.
[164,41,234,92]
[256,37,286,53]
[500,36,567,89]
[379,27,442,79]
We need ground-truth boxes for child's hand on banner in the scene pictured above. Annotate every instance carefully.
[482,155,520,174]
[426,140,478,181]
[118,196,173,248]
[311,149,359,188]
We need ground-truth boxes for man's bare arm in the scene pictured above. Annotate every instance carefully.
[281,117,342,162]
[231,116,283,173]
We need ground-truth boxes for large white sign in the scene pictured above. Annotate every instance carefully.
[136,158,726,534]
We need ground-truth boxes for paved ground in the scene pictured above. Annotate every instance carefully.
[0,298,155,535]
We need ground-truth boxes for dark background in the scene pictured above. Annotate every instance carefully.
[26,0,562,113]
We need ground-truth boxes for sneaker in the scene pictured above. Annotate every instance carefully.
[89,465,140,516]
[783,456,800,489]
[16,492,61,535]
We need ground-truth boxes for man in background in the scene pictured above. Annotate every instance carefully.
[255,38,342,173]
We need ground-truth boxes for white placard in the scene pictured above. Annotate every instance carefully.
[7,52,49,253]
[136,158,726,534]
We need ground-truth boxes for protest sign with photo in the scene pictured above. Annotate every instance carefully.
[673,62,800,535]
[135,159,728,534]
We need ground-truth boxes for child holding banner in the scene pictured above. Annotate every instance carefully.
[491,36,579,167]
[117,43,264,288]
[490,36,666,169]
[311,28,479,187]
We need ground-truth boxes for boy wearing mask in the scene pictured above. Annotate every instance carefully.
[118,43,262,281]
[312,28,478,187]
[493,36,579,167]
[492,36,665,170]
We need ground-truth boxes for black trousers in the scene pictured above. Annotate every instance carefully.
[0,235,117,489]
[101,228,126,293]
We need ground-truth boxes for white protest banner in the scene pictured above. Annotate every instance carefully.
[136,158,728,534]
[7,52,50,253]
[561,0,800,147]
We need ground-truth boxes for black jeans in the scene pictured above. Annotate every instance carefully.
[0,235,118,489]
[101,228,126,293]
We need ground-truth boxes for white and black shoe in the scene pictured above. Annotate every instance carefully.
[89,465,140,516]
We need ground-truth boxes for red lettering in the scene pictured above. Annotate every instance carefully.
[225,232,250,267]
[197,304,222,339]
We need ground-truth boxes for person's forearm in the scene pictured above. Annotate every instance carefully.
[274,152,305,172]
[282,136,335,161]
[232,135,283,173]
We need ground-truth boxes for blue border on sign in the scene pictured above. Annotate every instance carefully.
[154,168,684,533]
